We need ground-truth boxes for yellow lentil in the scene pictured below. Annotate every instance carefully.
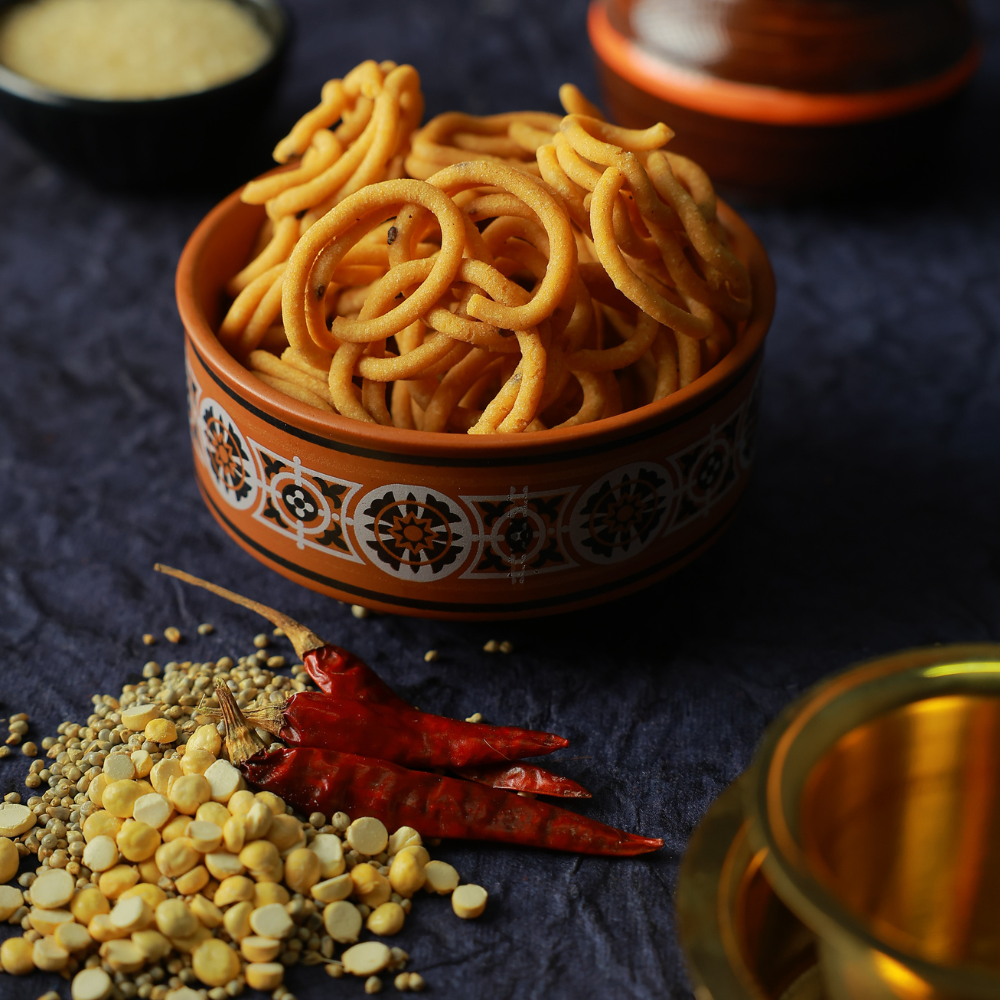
[144,718,177,744]
[367,901,405,936]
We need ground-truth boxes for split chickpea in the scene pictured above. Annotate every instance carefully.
[189,893,224,929]
[253,881,289,908]
[154,838,199,879]
[33,936,70,972]
[367,901,405,936]
[132,792,172,830]
[102,780,143,819]
[0,884,24,921]
[70,887,109,925]
[186,724,222,756]
[242,801,272,840]
[240,935,282,963]
[174,865,210,896]
[116,821,160,862]
[28,907,74,936]
[187,820,223,853]
[239,838,282,882]
[245,961,284,990]
[150,758,182,796]
[222,899,253,941]
[248,902,294,939]
[214,874,254,907]
[155,898,198,939]
[423,860,459,895]
[451,883,488,919]
[346,816,388,856]
[179,748,216,776]
[191,937,240,987]
[0,836,19,883]
[388,851,425,898]
[161,814,192,842]
[0,938,35,976]
[195,801,231,828]
[70,967,113,1000]
[54,921,92,953]
[284,846,321,893]
[169,774,211,815]
[350,863,391,908]
[98,864,139,899]
[323,900,362,944]
[108,895,152,934]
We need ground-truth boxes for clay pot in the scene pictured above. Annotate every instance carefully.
[589,0,979,198]
[175,187,774,620]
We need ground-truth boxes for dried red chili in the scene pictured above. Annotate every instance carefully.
[242,695,588,797]
[297,642,409,708]
[456,762,590,798]
[217,684,660,857]
[241,690,568,768]
[155,565,587,797]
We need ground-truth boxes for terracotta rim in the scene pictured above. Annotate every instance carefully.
[176,184,774,461]
[588,1,981,127]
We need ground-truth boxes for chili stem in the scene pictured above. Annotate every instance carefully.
[195,695,287,736]
[154,564,326,658]
[214,680,269,763]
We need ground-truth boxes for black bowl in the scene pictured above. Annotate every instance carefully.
[0,0,289,191]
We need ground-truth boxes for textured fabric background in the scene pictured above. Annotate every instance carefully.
[1,2,998,997]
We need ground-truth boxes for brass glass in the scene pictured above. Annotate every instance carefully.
[746,645,1000,1000]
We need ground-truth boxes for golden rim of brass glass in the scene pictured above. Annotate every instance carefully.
[745,643,1000,999]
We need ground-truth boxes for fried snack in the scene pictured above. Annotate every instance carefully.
[405,111,560,180]
[218,68,753,433]
[219,58,424,348]
[427,160,576,333]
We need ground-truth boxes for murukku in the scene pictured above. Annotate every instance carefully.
[282,180,465,369]
[242,129,343,206]
[552,370,611,428]
[557,83,605,121]
[219,59,426,353]
[645,150,749,300]
[568,310,660,373]
[271,58,385,163]
[219,264,285,347]
[422,347,493,433]
[405,111,559,180]
[590,166,713,340]
[253,371,333,412]
[427,161,575,333]
[248,350,333,405]
[226,216,298,295]
[217,67,754,435]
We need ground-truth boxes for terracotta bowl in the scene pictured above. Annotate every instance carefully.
[175,188,775,620]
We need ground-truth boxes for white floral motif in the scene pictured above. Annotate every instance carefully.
[195,397,258,511]
[354,485,471,581]
[248,443,363,563]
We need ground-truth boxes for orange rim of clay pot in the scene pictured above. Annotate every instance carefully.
[176,188,775,468]
[588,1,981,127]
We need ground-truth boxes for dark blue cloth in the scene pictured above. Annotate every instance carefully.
[0,2,998,998]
